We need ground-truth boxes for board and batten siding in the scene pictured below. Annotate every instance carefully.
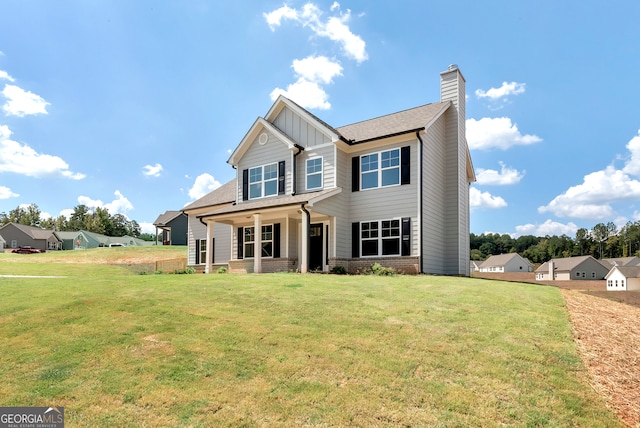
[421,115,448,274]
[273,106,332,148]
[236,131,294,200]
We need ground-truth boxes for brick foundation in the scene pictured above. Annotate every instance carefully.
[329,257,420,275]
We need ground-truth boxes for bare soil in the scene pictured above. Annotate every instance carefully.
[474,272,640,427]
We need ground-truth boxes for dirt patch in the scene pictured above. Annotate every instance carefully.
[473,271,640,426]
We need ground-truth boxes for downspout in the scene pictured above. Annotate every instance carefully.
[300,203,310,270]
[292,144,304,196]
[417,131,424,274]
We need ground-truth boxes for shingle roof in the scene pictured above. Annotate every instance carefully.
[153,210,183,227]
[183,179,237,211]
[336,101,450,143]
[480,253,530,268]
[535,255,603,273]
[607,265,640,278]
[601,256,640,267]
[4,223,60,241]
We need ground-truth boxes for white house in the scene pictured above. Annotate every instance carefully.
[605,266,640,291]
[479,253,533,273]
[535,255,610,281]
[186,65,475,275]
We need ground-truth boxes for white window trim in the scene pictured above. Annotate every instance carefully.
[249,163,278,200]
[360,148,401,191]
[306,156,323,191]
[199,240,207,264]
[360,218,401,258]
[243,224,274,259]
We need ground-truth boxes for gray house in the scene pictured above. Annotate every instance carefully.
[189,65,475,274]
[153,210,188,246]
[0,222,62,251]
[535,255,610,281]
[0,234,5,251]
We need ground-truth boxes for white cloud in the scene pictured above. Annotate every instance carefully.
[475,162,524,185]
[264,2,367,63]
[189,173,221,200]
[77,190,133,215]
[142,163,163,177]
[138,221,157,235]
[270,78,331,110]
[292,56,343,84]
[466,117,542,150]
[621,130,640,176]
[475,81,526,100]
[538,166,640,220]
[0,185,19,199]
[515,219,578,237]
[0,124,85,179]
[470,187,507,209]
[2,84,50,117]
[0,71,15,82]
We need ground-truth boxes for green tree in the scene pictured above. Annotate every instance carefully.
[68,205,90,231]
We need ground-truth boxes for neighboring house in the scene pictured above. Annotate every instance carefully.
[535,255,610,281]
[109,235,153,247]
[605,266,640,291]
[0,234,5,251]
[0,222,62,251]
[601,256,640,268]
[153,210,188,246]
[189,65,475,274]
[479,253,533,273]
[182,180,237,271]
[57,230,112,249]
[470,260,482,274]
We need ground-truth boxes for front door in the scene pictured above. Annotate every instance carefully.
[309,223,324,271]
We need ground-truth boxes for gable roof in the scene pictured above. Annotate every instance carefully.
[336,102,450,144]
[1,222,61,242]
[183,179,237,212]
[480,253,531,268]
[535,255,608,273]
[153,210,184,227]
[601,256,640,267]
[605,265,640,279]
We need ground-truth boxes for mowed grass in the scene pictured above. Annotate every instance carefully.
[0,255,622,427]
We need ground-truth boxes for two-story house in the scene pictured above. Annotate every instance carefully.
[186,65,475,275]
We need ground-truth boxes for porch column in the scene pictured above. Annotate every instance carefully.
[205,220,213,274]
[301,209,309,274]
[254,214,262,273]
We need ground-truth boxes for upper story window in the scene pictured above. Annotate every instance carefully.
[249,163,278,199]
[306,157,323,190]
[361,148,400,190]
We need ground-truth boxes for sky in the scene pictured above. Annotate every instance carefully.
[1,1,640,237]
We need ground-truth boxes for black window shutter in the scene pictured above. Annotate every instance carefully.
[242,169,249,201]
[195,239,201,264]
[278,161,285,195]
[211,238,215,264]
[273,223,281,258]
[352,156,360,192]
[237,227,243,259]
[351,222,360,257]
[401,217,411,256]
[401,146,410,185]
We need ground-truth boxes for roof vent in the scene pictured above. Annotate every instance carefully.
[448,64,458,71]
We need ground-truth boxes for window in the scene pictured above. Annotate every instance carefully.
[591,272,596,279]
[11,240,17,249]
[360,219,400,257]
[243,225,273,258]
[306,157,323,190]
[249,163,278,199]
[361,148,400,190]
[199,240,207,264]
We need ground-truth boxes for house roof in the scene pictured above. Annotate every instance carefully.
[183,179,238,212]
[198,188,342,219]
[601,256,640,267]
[480,253,531,268]
[605,265,640,279]
[153,210,184,227]
[336,101,450,143]
[535,255,606,273]
[1,222,61,242]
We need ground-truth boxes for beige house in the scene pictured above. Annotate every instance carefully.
[605,266,640,291]
[187,65,475,275]
[479,253,533,273]
[535,255,610,281]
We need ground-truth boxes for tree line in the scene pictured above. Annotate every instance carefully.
[0,203,155,241]
[471,221,640,264]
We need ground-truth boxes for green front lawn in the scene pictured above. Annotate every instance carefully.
[0,263,621,427]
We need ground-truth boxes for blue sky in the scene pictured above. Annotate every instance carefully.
[1,1,640,237]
